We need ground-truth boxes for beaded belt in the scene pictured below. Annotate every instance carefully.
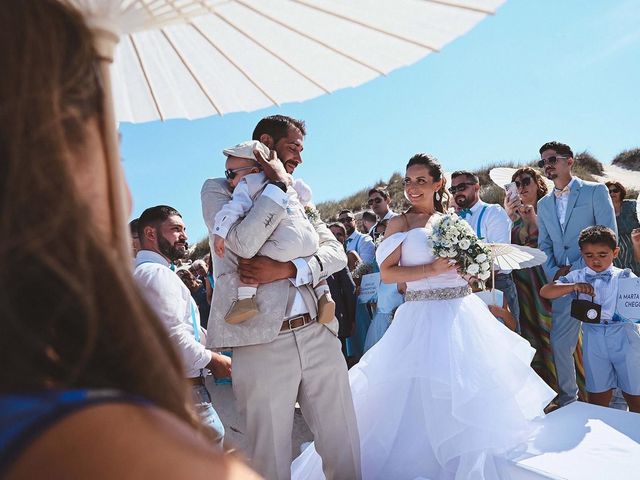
[405,285,471,301]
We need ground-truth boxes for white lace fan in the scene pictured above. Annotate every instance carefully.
[481,243,547,305]
[487,243,547,270]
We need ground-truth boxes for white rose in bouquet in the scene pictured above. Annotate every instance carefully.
[481,261,491,271]
[475,253,487,263]
[478,270,491,281]
[447,249,458,258]
[458,239,471,250]
[467,263,480,275]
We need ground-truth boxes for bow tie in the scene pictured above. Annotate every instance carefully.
[458,208,472,219]
[554,185,570,198]
[585,271,612,283]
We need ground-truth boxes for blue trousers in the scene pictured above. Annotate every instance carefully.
[550,295,581,406]
[192,383,225,447]
[495,273,521,334]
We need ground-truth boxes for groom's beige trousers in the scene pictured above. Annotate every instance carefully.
[233,321,361,480]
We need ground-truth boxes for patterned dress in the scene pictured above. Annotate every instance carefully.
[613,200,640,275]
[511,217,587,398]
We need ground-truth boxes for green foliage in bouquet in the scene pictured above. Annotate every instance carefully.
[430,212,493,289]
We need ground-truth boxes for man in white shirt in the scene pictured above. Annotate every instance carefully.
[367,187,397,235]
[536,141,617,407]
[450,171,520,332]
[133,205,231,447]
[338,209,376,264]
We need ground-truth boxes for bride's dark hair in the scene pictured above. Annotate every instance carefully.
[406,153,449,213]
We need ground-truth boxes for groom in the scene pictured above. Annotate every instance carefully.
[201,115,360,480]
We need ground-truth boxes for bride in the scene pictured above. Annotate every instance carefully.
[292,153,555,480]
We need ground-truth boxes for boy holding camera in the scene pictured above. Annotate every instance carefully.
[540,226,640,412]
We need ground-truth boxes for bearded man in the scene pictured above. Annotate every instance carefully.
[134,205,231,447]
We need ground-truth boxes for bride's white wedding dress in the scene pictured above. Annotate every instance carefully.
[292,220,556,480]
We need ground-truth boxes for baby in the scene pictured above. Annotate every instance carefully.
[213,140,335,325]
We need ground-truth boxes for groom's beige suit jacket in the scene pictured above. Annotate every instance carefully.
[201,178,346,349]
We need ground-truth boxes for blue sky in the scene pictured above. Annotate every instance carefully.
[121,0,640,241]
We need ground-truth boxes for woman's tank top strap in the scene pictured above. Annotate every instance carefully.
[0,389,149,475]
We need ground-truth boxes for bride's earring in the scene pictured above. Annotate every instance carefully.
[435,191,441,201]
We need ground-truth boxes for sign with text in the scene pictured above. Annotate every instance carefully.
[616,277,640,320]
[358,273,380,304]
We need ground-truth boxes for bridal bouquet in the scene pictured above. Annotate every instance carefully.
[430,212,492,288]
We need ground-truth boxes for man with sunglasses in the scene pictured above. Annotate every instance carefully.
[338,209,376,264]
[450,171,520,332]
[536,141,617,409]
[367,187,396,235]
[200,115,360,480]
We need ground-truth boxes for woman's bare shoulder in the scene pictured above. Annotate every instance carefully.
[386,214,409,236]
[6,403,260,480]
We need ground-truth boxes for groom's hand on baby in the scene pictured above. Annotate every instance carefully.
[239,256,297,284]
[253,148,292,186]
[213,234,225,258]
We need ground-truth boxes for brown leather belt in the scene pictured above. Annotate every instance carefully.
[187,375,205,386]
[281,313,315,332]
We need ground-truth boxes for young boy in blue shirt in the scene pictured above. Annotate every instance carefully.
[541,225,640,412]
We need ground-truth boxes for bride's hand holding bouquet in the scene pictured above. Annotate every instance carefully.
[430,211,492,289]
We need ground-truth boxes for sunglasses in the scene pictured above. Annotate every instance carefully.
[224,165,256,180]
[338,217,354,224]
[368,197,384,205]
[537,155,568,168]
[514,177,532,189]
[448,182,475,194]
[608,188,620,194]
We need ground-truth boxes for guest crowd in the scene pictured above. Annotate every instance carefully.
[128,132,640,465]
[5,1,640,479]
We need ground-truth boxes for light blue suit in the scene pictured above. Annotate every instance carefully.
[537,177,617,405]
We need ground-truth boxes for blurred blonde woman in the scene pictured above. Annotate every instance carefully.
[0,1,258,479]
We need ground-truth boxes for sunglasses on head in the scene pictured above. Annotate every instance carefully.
[537,155,568,168]
[514,177,532,189]
[448,182,475,194]
[224,165,256,180]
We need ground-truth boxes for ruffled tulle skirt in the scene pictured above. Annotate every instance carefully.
[291,294,555,480]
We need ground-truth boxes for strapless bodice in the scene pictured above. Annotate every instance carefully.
[400,228,468,291]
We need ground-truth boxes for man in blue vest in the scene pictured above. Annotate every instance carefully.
[133,205,230,447]
[450,171,520,332]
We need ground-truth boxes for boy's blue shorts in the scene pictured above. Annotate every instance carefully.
[582,323,640,395]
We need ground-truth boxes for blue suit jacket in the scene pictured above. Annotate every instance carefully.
[537,177,617,281]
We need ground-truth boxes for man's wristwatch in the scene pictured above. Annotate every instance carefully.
[270,180,287,192]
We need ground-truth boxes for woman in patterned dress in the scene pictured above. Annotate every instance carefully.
[504,167,586,398]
